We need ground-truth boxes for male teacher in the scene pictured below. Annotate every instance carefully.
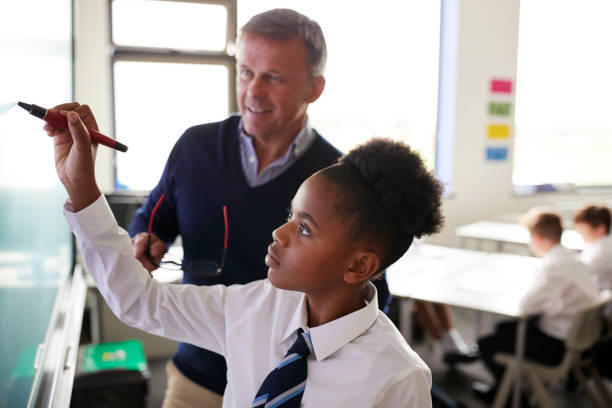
[54,9,390,408]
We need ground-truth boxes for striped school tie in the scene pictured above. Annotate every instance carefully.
[252,328,313,408]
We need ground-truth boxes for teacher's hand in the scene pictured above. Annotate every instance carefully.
[132,232,168,273]
[49,110,101,212]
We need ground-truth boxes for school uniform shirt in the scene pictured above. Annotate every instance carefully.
[580,234,612,291]
[519,245,600,340]
[65,195,432,407]
[127,115,391,394]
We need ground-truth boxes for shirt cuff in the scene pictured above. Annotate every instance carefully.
[63,194,118,239]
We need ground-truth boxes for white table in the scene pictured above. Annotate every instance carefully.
[387,244,541,408]
[456,220,584,251]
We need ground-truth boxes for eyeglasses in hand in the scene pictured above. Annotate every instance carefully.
[146,193,228,277]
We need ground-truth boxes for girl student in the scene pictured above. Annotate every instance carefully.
[48,110,444,407]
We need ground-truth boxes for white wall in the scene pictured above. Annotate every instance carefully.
[74,0,114,191]
[429,0,612,247]
[73,0,612,245]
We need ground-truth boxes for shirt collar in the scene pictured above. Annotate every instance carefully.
[600,233,612,245]
[281,281,380,362]
[543,244,567,264]
[290,117,314,157]
[584,234,610,252]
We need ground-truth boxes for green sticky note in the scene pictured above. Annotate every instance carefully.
[489,102,511,116]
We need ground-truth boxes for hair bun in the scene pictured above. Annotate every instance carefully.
[341,138,443,238]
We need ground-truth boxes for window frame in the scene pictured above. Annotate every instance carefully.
[512,1,612,194]
[108,0,238,189]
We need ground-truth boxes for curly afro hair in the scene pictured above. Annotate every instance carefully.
[318,138,444,271]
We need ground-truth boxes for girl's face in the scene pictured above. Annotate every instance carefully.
[266,174,356,294]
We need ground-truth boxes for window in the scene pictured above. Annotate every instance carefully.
[113,60,229,190]
[0,0,72,189]
[111,0,237,191]
[513,0,612,191]
[238,1,441,169]
[0,1,74,405]
[112,1,442,190]
[112,0,228,51]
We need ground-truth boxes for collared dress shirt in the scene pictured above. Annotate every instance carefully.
[65,196,432,407]
[580,234,612,291]
[519,245,600,340]
[239,118,317,187]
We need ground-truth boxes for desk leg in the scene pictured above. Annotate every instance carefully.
[399,298,414,344]
[512,318,527,408]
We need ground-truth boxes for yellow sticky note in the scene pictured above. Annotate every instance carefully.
[487,124,510,140]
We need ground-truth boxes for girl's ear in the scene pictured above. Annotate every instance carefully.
[344,251,381,284]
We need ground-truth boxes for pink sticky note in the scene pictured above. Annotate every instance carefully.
[490,79,513,93]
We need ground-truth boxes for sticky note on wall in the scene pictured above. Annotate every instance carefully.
[487,124,511,139]
[489,102,511,116]
[486,147,508,161]
[490,79,513,93]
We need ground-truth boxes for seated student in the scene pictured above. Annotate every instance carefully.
[473,208,600,402]
[573,203,612,291]
[573,204,612,381]
[46,110,444,406]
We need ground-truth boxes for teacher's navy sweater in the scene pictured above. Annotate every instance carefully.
[128,115,391,395]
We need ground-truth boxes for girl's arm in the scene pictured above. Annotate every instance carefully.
[49,109,227,355]
[65,195,228,355]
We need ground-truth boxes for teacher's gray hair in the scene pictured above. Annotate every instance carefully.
[239,8,327,78]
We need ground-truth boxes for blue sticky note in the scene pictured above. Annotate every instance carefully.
[486,147,508,161]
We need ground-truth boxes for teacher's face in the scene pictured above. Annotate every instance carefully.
[236,33,324,144]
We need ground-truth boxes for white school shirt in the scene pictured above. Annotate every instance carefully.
[64,196,432,407]
[580,234,612,291]
[519,245,600,340]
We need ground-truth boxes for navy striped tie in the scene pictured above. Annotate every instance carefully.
[252,329,313,408]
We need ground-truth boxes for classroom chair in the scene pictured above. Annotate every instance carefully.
[491,290,612,408]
